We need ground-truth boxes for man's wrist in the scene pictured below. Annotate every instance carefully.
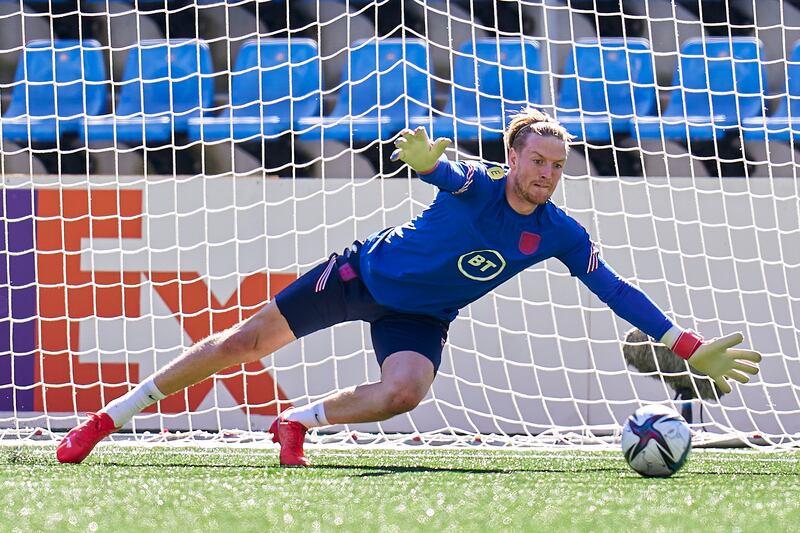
[661,326,703,360]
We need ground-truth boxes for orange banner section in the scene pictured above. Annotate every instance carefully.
[35,188,295,415]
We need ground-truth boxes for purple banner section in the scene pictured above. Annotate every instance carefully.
[0,189,37,412]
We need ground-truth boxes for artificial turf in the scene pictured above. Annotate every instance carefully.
[1,445,798,532]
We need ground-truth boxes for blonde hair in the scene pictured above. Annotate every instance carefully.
[504,107,574,152]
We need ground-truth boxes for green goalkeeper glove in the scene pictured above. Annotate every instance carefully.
[390,126,452,173]
[664,329,762,394]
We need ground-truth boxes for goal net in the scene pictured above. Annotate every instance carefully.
[1,0,798,449]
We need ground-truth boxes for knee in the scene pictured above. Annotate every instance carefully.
[382,384,425,416]
[216,326,260,364]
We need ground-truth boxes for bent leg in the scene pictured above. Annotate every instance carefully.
[271,351,434,466]
[323,351,435,424]
[282,313,447,428]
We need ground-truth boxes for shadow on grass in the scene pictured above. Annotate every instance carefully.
[324,465,800,479]
[47,461,800,478]
[319,464,623,477]
[64,461,622,476]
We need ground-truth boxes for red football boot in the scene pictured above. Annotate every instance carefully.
[56,412,119,464]
[269,417,310,467]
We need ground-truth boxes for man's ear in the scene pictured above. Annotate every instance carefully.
[507,147,517,168]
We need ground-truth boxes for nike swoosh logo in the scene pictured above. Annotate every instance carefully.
[148,395,157,402]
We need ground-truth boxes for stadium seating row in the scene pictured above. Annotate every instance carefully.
[1,36,799,147]
[3,0,798,91]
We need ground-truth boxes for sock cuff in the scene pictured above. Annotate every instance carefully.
[284,400,330,429]
[313,402,330,427]
[103,376,166,428]
[142,376,167,401]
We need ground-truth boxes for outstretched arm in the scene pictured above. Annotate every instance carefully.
[579,262,761,394]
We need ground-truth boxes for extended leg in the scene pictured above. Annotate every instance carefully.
[151,301,295,396]
[57,302,296,464]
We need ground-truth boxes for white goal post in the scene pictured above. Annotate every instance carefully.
[0,0,798,449]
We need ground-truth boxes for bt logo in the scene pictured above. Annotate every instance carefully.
[458,250,506,281]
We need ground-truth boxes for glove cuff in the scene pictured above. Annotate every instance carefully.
[669,329,704,360]
[416,155,445,175]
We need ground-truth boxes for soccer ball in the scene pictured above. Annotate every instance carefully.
[621,404,691,478]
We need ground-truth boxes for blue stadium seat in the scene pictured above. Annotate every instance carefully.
[187,39,321,141]
[425,39,541,141]
[743,40,800,141]
[632,37,767,140]
[0,40,106,142]
[556,38,657,142]
[299,38,432,141]
[82,39,214,143]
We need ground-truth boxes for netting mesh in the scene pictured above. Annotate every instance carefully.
[0,0,799,449]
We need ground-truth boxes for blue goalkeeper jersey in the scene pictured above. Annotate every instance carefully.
[359,157,675,340]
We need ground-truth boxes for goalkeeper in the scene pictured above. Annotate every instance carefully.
[57,109,761,466]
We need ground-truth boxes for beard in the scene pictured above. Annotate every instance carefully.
[514,179,552,206]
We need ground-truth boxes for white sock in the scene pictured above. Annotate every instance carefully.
[284,399,330,429]
[102,376,167,427]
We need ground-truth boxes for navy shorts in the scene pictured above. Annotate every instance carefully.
[274,242,449,373]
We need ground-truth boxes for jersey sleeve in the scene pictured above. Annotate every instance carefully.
[556,219,674,340]
[417,157,499,200]
[556,222,602,277]
[577,260,675,340]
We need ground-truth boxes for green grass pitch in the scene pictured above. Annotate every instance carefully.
[1,445,799,531]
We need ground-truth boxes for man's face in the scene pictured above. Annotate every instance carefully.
[506,134,567,212]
